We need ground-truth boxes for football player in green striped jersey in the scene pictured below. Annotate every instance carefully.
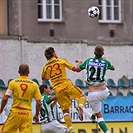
[76,44,115,133]
[39,84,70,133]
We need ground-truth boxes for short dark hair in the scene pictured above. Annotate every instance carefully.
[44,47,55,60]
[18,64,29,75]
[94,44,104,58]
[39,84,48,94]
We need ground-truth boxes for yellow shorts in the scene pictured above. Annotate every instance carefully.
[54,80,83,110]
[1,108,32,133]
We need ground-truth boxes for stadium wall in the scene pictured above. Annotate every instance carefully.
[0,39,132,85]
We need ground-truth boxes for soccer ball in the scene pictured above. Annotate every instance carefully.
[88,6,100,18]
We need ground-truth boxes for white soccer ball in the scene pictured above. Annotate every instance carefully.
[88,6,100,18]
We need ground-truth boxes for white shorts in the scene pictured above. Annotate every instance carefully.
[88,88,109,114]
[41,120,69,133]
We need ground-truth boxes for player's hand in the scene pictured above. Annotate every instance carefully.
[33,115,39,123]
[75,60,82,64]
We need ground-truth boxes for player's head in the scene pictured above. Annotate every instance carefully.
[94,44,104,58]
[44,47,58,60]
[39,84,51,95]
[18,64,29,76]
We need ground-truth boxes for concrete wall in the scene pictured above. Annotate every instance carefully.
[0,39,132,86]
[8,0,133,43]
[0,0,8,36]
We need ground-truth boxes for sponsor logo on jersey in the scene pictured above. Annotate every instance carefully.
[89,61,105,68]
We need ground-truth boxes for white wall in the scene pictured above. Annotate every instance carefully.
[0,39,132,86]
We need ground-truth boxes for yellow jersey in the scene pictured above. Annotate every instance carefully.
[7,76,42,111]
[41,57,74,87]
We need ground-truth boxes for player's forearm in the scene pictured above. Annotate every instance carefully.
[0,96,8,113]
[75,65,82,72]
[50,95,56,101]
[72,65,82,72]
[52,100,57,107]
[35,100,41,116]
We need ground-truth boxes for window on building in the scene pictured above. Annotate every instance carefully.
[98,0,121,23]
[38,0,62,22]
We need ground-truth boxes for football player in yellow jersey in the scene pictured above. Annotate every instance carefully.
[0,64,42,133]
[41,47,86,133]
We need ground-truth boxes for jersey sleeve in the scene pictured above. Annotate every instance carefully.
[79,59,88,70]
[6,80,14,96]
[41,66,47,78]
[5,89,13,96]
[62,58,74,70]
[106,60,114,70]
[44,95,51,104]
[8,80,14,91]
[34,85,42,100]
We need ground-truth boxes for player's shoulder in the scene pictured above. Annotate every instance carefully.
[81,58,93,65]
[58,57,65,60]
[89,57,95,60]
[31,80,39,86]
[58,58,69,63]
[25,78,39,87]
[103,59,111,64]
[10,78,19,84]
[85,57,94,62]
[8,79,15,86]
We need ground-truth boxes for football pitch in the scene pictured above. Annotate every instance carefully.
[0,122,132,133]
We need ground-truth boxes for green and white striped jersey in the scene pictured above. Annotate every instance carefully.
[40,94,55,123]
[80,57,114,86]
